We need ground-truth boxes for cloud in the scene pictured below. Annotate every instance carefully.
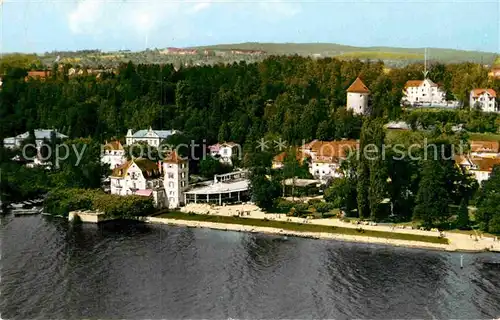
[67,0,212,37]
[68,0,105,34]
[257,0,302,20]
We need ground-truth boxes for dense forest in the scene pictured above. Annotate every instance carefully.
[1,56,500,232]
[1,56,499,143]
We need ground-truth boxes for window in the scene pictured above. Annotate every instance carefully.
[181,181,185,187]
[168,173,174,179]
[169,191,174,195]
[169,182,174,188]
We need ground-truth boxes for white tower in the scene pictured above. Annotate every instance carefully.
[163,151,189,209]
[125,129,134,146]
[346,77,370,115]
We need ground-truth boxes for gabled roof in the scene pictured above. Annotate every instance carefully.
[111,158,161,178]
[15,129,67,141]
[404,79,438,89]
[347,77,370,93]
[163,150,187,164]
[471,89,497,98]
[129,128,180,139]
[104,140,124,151]
[208,142,238,150]
[273,149,309,164]
[470,158,500,172]
[303,140,359,158]
[404,80,424,88]
[470,140,500,153]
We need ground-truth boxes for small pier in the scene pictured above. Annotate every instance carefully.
[68,210,110,223]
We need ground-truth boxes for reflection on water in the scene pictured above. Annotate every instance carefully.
[1,215,499,319]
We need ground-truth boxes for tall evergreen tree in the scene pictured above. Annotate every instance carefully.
[413,160,452,228]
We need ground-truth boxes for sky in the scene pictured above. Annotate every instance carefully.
[1,0,499,53]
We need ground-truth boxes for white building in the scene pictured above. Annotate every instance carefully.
[208,142,241,164]
[346,77,370,115]
[109,158,167,208]
[101,140,126,169]
[163,151,189,209]
[273,140,359,182]
[184,171,249,205]
[125,127,180,148]
[402,78,449,106]
[455,155,500,185]
[470,89,497,112]
[3,129,68,149]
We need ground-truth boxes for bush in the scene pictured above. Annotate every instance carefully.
[273,199,296,213]
[488,214,500,234]
[44,188,155,218]
[293,203,310,216]
[313,202,332,213]
[307,198,322,206]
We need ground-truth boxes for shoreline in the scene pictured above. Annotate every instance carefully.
[145,216,466,252]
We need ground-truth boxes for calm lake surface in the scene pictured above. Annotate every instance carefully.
[1,214,500,319]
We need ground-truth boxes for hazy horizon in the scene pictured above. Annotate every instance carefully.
[1,0,499,54]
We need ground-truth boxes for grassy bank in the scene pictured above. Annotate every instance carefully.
[155,212,449,245]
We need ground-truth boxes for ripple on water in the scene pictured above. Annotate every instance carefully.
[1,215,500,319]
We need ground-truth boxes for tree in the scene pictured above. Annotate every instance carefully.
[249,173,281,210]
[455,199,470,230]
[199,157,231,178]
[476,165,500,233]
[413,160,452,228]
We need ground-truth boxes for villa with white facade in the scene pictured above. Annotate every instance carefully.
[110,158,167,208]
[470,89,497,112]
[3,129,68,149]
[125,127,180,147]
[402,79,450,106]
[454,140,500,184]
[346,77,370,115]
[273,139,359,182]
[101,140,126,169]
[208,142,241,164]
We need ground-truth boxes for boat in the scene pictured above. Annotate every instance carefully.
[13,207,43,216]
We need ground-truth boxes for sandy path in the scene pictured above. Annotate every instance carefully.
[173,203,500,252]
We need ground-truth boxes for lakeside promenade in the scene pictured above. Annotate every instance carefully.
[143,203,500,253]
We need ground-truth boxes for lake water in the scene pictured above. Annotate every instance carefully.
[1,214,500,319]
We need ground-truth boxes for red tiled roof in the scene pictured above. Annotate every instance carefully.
[104,140,124,151]
[347,77,370,93]
[163,150,186,164]
[27,70,50,78]
[111,158,161,178]
[471,89,497,98]
[303,140,359,159]
[470,140,500,153]
[471,158,500,172]
[404,80,424,88]
[273,149,308,163]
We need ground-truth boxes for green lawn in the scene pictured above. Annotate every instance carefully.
[155,211,449,245]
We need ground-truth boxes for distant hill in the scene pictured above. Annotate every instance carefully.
[191,42,497,64]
